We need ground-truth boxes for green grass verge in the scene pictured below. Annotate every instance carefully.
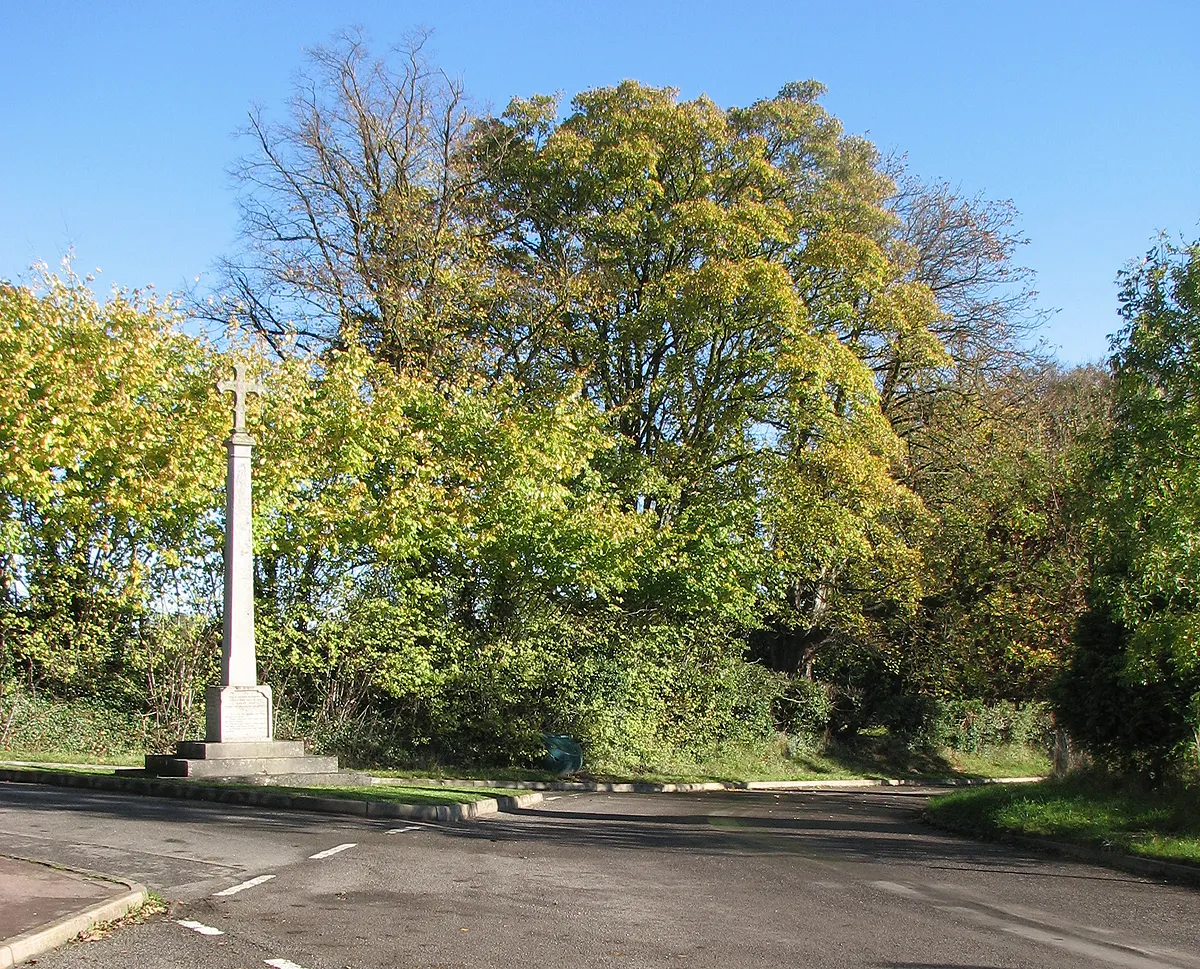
[374,741,870,785]
[0,747,143,767]
[947,745,1050,779]
[371,765,566,784]
[0,764,119,777]
[3,733,1048,786]
[216,781,509,805]
[0,763,516,806]
[926,773,1200,865]
[575,736,1049,785]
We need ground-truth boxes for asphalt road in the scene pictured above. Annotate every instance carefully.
[1,781,1197,969]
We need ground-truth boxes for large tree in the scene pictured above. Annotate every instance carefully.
[216,43,946,649]
[1056,240,1200,775]
[476,81,939,488]
[468,80,944,660]
[208,30,489,377]
[0,268,227,696]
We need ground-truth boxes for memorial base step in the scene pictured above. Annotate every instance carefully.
[175,740,306,760]
[143,740,340,779]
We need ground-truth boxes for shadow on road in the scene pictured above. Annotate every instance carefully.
[447,790,1149,884]
[0,782,355,833]
[0,782,1159,886]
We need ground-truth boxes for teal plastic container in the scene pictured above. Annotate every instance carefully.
[541,734,584,774]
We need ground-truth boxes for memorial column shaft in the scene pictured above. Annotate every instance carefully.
[222,432,257,687]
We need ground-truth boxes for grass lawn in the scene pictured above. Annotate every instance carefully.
[371,765,567,784]
[5,732,1050,786]
[374,737,1049,786]
[220,781,515,805]
[926,773,1200,865]
[0,747,143,768]
[575,736,1048,784]
[947,745,1050,779]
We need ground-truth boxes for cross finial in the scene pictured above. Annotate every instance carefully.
[217,364,265,434]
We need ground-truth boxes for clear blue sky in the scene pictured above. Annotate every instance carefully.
[3,0,1197,364]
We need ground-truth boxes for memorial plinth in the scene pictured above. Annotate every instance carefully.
[206,684,273,743]
[144,365,340,781]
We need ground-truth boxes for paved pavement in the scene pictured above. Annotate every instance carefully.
[0,856,116,939]
[2,780,1198,968]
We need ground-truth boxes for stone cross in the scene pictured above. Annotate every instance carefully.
[207,364,274,743]
[217,363,264,435]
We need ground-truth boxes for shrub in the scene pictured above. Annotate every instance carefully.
[773,677,833,737]
[937,699,1052,753]
[1053,603,1199,782]
[872,693,1052,754]
[0,684,152,758]
[875,693,946,751]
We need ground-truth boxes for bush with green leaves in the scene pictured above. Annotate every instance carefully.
[1054,602,1199,780]
[874,693,945,751]
[936,699,1052,753]
[0,683,150,759]
[773,677,834,738]
[869,692,1051,754]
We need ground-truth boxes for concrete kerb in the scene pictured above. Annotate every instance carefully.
[387,775,1047,794]
[0,767,543,823]
[924,815,1200,889]
[0,866,146,969]
[0,761,1039,821]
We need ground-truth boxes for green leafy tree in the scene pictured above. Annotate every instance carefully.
[1056,240,1200,777]
[0,267,227,696]
[900,364,1107,701]
[475,80,938,654]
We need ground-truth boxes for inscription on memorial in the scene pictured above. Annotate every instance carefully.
[206,685,273,742]
[225,690,268,736]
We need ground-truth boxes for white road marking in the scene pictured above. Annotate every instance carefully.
[176,919,224,936]
[935,904,1181,969]
[309,842,357,859]
[545,796,562,801]
[386,825,423,835]
[213,874,276,896]
[870,880,1188,969]
[264,959,309,969]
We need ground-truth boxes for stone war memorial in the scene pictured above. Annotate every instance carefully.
[144,366,346,781]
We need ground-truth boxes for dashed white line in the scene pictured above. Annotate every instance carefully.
[386,824,423,835]
[545,795,562,801]
[264,959,309,969]
[309,842,357,859]
[213,874,276,896]
[176,919,224,936]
